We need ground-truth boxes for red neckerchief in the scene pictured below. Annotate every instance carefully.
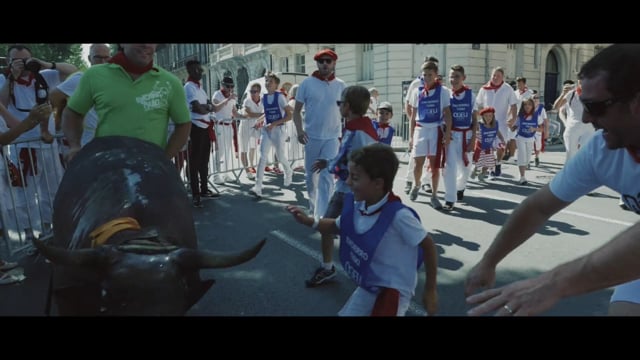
[311,70,336,82]
[626,146,640,163]
[422,79,442,97]
[519,87,529,95]
[280,88,288,98]
[451,85,470,97]
[576,86,582,97]
[14,72,35,86]
[187,77,200,88]
[345,116,378,141]
[108,51,156,75]
[482,81,504,91]
[359,192,401,216]
[378,122,390,129]
[221,88,231,98]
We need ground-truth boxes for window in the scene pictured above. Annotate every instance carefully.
[359,44,374,81]
[295,54,305,73]
[280,57,289,72]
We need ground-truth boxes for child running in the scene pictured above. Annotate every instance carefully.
[286,143,438,316]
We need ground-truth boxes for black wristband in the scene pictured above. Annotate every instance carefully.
[50,62,56,70]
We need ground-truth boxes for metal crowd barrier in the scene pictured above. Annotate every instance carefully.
[1,134,65,256]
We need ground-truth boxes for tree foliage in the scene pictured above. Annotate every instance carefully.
[1,43,85,71]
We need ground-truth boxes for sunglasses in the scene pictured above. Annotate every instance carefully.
[317,58,334,64]
[224,84,235,89]
[581,97,625,116]
[336,100,344,107]
[250,90,260,94]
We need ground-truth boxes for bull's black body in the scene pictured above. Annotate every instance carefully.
[39,136,264,316]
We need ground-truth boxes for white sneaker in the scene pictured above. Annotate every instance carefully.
[248,187,262,197]
[519,177,528,185]
[213,176,225,185]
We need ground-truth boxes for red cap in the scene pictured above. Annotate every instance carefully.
[313,49,338,61]
[479,107,495,115]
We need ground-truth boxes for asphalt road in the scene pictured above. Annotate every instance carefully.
[1,145,636,316]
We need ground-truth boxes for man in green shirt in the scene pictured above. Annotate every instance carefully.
[62,44,191,163]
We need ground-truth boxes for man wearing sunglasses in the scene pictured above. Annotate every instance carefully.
[552,79,596,162]
[465,44,640,316]
[292,48,346,287]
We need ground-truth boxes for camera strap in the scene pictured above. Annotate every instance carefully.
[8,71,49,112]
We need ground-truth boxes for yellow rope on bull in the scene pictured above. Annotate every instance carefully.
[89,217,141,248]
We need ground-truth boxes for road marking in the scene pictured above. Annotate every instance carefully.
[269,229,428,317]
[465,190,633,227]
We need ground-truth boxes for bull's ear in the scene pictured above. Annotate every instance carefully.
[33,238,110,267]
[172,238,266,269]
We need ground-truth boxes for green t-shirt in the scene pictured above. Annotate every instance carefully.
[67,63,190,148]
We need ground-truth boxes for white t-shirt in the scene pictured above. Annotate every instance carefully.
[296,75,346,140]
[475,82,518,124]
[57,72,99,147]
[7,69,60,147]
[514,88,533,113]
[336,193,429,298]
[564,89,584,127]
[184,80,210,127]
[212,90,237,121]
[550,130,639,213]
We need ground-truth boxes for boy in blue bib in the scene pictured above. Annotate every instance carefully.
[286,143,438,316]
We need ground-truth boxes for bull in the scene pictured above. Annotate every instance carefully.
[34,136,265,316]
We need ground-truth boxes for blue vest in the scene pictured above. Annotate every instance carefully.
[263,92,283,125]
[479,123,498,150]
[450,88,473,129]
[517,111,539,139]
[339,192,423,292]
[417,85,442,124]
[376,125,395,146]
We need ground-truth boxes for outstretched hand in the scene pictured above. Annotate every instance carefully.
[285,205,311,226]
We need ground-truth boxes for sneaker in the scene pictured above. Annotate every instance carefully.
[305,266,336,287]
[249,167,257,174]
[502,150,511,161]
[457,190,464,201]
[201,189,221,198]
[404,181,413,195]
[422,183,432,194]
[246,172,256,180]
[409,187,419,201]
[0,260,18,272]
[493,164,502,177]
[192,196,204,208]
[620,201,630,211]
[518,177,528,185]
[442,201,454,211]
[470,169,478,179]
[430,197,443,210]
[293,165,305,173]
[534,157,540,167]
[265,166,273,173]
[213,176,225,185]
[248,187,262,198]
[478,172,487,182]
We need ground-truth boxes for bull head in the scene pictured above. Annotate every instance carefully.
[34,238,266,316]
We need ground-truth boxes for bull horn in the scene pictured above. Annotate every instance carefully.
[32,238,108,267]
[173,238,266,269]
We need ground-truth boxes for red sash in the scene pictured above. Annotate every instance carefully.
[196,119,216,142]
